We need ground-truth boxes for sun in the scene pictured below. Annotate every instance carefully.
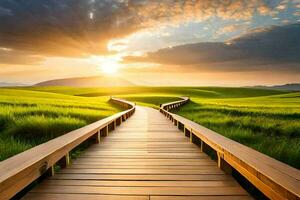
[101,60,119,74]
[89,56,120,75]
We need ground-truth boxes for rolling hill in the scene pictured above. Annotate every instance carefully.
[252,83,300,91]
[0,82,27,87]
[34,76,135,87]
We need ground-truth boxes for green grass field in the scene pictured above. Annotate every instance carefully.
[1,86,299,169]
[175,93,300,169]
[0,88,122,161]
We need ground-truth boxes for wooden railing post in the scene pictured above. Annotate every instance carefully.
[57,152,70,169]
[45,166,55,177]
[190,130,194,143]
[200,140,209,154]
[46,152,71,177]
[91,130,101,143]
[102,126,108,137]
[113,120,117,129]
[200,140,204,152]
[97,130,101,143]
[218,152,232,174]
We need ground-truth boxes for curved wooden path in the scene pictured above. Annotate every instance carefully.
[23,106,251,200]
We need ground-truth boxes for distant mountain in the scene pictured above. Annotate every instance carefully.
[252,83,300,91]
[34,76,135,87]
[0,82,28,87]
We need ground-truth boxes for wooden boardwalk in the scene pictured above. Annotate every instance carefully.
[23,106,251,200]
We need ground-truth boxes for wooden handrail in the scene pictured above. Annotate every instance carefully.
[0,97,135,200]
[160,97,300,200]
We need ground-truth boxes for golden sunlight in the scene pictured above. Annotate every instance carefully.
[101,60,119,74]
[89,55,121,75]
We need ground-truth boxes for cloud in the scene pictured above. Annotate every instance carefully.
[0,6,12,16]
[0,0,275,65]
[294,11,300,16]
[216,24,246,35]
[0,49,44,65]
[124,23,300,72]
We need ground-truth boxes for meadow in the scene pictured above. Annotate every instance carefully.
[0,88,122,161]
[1,86,299,169]
[175,93,300,169]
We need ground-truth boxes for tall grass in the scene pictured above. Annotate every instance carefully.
[0,88,122,161]
[176,96,300,169]
[4,116,86,143]
[0,138,32,161]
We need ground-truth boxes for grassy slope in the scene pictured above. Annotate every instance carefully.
[0,88,122,161]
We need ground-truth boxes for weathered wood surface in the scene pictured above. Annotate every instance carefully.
[23,106,250,200]
[161,97,300,200]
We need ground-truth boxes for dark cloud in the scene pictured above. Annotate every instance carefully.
[0,0,137,57]
[124,23,300,72]
[0,6,12,16]
[0,0,275,65]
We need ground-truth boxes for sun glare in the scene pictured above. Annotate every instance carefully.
[89,56,121,75]
[101,60,119,74]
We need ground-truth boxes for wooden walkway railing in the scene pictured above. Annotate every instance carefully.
[22,103,250,199]
[160,97,300,200]
[0,98,135,200]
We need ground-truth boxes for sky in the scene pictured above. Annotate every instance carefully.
[0,0,299,86]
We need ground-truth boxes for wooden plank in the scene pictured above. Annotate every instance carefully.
[71,161,214,166]
[150,196,253,200]
[56,168,224,175]
[23,194,148,200]
[72,158,207,162]
[41,180,239,187]
[69,164,216,169]
[85,147,201,150]
[50,174,234,181]
[31,185,248,196]
[80,152,206,156]
[78,155,208,159]
[92,143,196,147]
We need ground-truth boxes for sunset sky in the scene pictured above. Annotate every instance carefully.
[0,0,299,86]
